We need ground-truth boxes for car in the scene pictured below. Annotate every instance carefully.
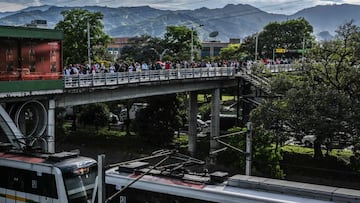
[301,135,316,147]
[197,119,208,132]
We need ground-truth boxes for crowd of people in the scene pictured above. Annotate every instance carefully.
[63,57,298,76]
[63,60,243,76]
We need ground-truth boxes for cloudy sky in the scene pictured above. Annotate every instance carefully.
[0,0,360,14]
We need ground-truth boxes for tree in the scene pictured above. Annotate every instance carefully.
[240,18,314,60]
[78,103,109,132]
[251,99,291,152]
[239,34,257,61]
[164,25,201,61]
[120,35,166,63]
[251,21,360,159]
[259,18,314,59]
[55,9,111,65]
[218,43,243,60]
[303,20,360,157]
[133,94,185,146]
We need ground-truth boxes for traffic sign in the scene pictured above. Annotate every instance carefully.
[275,48,286,53]
[286,49,306,53]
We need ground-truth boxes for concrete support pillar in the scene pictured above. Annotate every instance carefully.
[210,88,220,157]
[47,99,56,153]
[188,91,198,155]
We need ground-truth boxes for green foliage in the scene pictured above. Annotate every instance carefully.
[240,18,314,60]
[164,25,201,61]
[250,21,360,160]
[78,103,109,131]
[281,145,353,158]
[240,34,257,60]
[198,103,211,120]
[216,127,247,171]
[250,99,291,152]
[55,9,111,65]
[218,43,243,60]
[254,147,285,178]
[133,94,185,146]
[281,146,359,183]
[216,125,285,178]
[270,72,302,95]
[350,152,360,172]
[119,35,164,63]
[173,134,189,150]
[260,18,314,59]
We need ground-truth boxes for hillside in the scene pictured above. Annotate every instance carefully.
[0,4,359,41]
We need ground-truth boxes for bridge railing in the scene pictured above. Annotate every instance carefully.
[265,64,303,73]
[64,67,235,88]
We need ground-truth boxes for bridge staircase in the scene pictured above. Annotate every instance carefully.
[235,69,285,125]
[236,69,271,95]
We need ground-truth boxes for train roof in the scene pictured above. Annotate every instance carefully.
[106,166,360,203]
[105,150,360,203]
[0,143,96,167]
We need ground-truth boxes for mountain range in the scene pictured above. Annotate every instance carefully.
[0,3,359,41]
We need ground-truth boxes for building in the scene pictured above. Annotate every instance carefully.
[107,37,132,60]
[25,20,48,28]
[0,25,63,81]
[201,38,241,58]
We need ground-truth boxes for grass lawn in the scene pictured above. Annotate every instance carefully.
[196,94,235,103]
[281,145,354,162]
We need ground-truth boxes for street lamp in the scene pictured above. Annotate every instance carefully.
[191,24,204,63]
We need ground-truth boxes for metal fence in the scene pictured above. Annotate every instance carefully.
[64,67,235,88]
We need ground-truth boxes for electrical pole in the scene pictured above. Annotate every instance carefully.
[255,33,259,61]
[245,122,252,176]
[87,20,91,68]
[190,24,203,63]
[191,26,194,63]
[302,36,305,62]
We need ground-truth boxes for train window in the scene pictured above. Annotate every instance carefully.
[0,166,57,198]
[62,165,97,203]
[0,166,6,187]
[40,173,58,198]
[25,170,40,194]
[7,167,26,191]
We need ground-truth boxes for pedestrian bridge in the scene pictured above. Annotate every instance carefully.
[64,67,235,88]
[63,64,299,89]
[0,64,299,153]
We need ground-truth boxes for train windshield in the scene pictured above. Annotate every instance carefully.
[62,164,97,203]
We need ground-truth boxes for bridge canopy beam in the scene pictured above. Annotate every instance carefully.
[0,104,25,149]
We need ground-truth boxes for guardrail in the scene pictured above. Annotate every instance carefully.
[64,67,235,88]
[266,64,303,73]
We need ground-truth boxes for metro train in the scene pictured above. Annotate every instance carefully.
[0,143,97,203]
[1,146,360,203]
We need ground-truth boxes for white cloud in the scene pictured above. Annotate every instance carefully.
[0,2,26,12]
